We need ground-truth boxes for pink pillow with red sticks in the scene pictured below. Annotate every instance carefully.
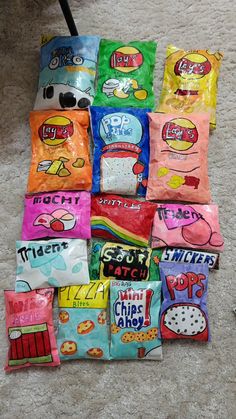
[4,288,60,372]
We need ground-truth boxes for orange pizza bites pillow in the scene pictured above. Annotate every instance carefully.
[27,110,91,193]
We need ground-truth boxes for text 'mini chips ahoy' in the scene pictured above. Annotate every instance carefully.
[110,280,162,360]
[159,262,210,342]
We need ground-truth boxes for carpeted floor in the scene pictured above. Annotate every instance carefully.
[0,1,235,418]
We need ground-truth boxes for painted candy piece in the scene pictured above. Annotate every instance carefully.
[182,218,212,246]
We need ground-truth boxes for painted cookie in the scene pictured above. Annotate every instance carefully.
[111,323,121,334]
[146,327,158,341]
[87,348,103,358]
[59,310,69,324]
[98,309,107,325]
[77,320,95,335]
[60,341,77,355]
[121,332,135,343]
[134,331,147,342]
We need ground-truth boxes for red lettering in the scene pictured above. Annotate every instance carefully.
[166,275,178,300]
[120,266,131,277]
[107,263,115,276]
[139,269,148,279]
[9,301,24,314]
[185,272,200,298]
[130,268,138,279]
[119,290,128,300]
[166,272,206,299]
[143,289,153,325]
[29,299,45,310]
[113,266,122,277]
[175,273,188,292]
[193,273,205,298]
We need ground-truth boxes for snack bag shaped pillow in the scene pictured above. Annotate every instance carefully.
[91,194,156,246]
[155,248,219,270]
[4,289,60,371]
[90,106,150,196]
[93,39,157,109]
[21,191,91,240]
[15,239,90,292]
[110,280,162,360]
[34,35,100,110]
[159,262,210,341]
[151,203,224,252]
[158,45,223,129]
[57,280,110,360]
[147,113,211,203]
[27,110,91,193]
[89,240,161,281]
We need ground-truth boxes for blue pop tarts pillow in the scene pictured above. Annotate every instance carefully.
[110,280,162,360]
[34,35,100,110]
[90,106,150,197]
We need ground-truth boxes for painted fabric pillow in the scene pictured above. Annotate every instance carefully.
[155,248,219,271]
[27,110,91,193]
[110,280,162,360]
[147,113,211,203]
[151,203,224,252]
[90,240,160,281]
[91,194,156,246]
[21,191,91,240]
[157,45,223,129]
[90,106,150,196]
[34,35,100,110]
[159,262,210,341]
[15,239,90,292]
[93,39,157,109]
[57,280,110,360]
[4,289,60,372]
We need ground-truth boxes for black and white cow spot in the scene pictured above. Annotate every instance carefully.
[35,83,93,110]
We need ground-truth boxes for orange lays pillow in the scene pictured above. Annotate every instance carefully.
[146,113,211,204]
[27,110,92,193]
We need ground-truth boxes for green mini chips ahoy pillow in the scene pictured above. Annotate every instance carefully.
[93,39,157,109]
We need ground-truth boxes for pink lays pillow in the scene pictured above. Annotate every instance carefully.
[147,113,211,203]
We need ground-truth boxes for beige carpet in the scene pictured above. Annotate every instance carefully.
[0,1,235,418]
